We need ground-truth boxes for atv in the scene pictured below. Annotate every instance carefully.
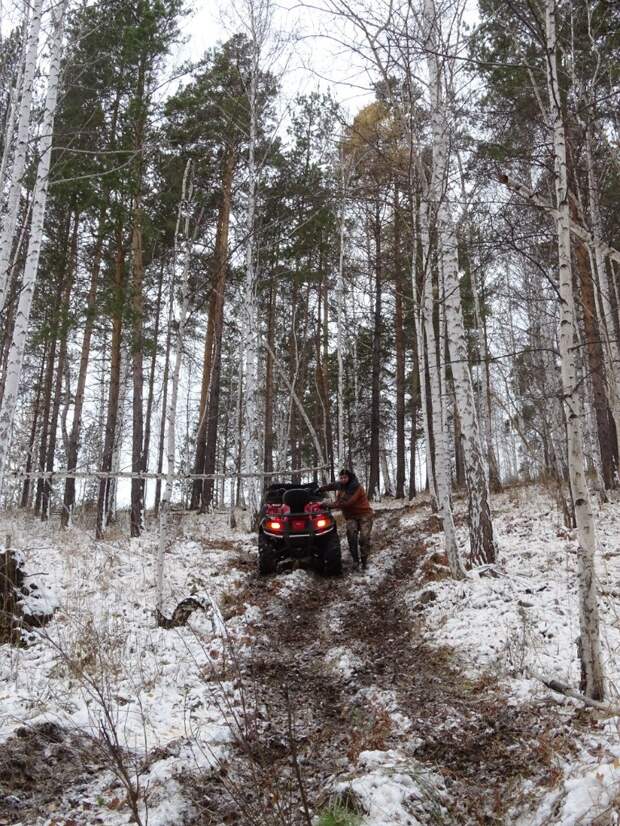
[257,482,342,576]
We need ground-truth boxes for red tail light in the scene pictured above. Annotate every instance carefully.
[266,520,283,532]
[315,517,328,529]
[291,518,306,531]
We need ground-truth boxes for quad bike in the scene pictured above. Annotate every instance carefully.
[257,482,342,576]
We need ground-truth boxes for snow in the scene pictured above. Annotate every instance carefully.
[336,749,448,826]
[405,485,620,824]
[2,487,620,823]
[0,510,255,824]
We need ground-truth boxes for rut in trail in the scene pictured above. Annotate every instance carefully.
[190,508,585,825]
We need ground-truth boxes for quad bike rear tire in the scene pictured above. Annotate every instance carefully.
[258,535,278,575]
[320,530,342,576]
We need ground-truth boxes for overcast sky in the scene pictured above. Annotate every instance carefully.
[176,0,375,117]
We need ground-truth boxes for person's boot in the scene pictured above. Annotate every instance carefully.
[348,533,359,569]
[360,544,368,570]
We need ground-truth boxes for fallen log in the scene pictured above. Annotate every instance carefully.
[155,597,207,629]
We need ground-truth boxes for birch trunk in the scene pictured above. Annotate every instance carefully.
[0,49,22,208]
[368,200,383,498]
[336,156,347,470]
[157,161,194,611]
[0,1,66,486]
[470,265,501,491]
[546,0,604,700]
[0,0,43,313]
[241,27,262,524]
[417,197,463,578]
[424,0,496,566]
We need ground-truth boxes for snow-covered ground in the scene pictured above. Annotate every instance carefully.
[0,510,255,825]
[404,486,620,825]
[1,487,619,825]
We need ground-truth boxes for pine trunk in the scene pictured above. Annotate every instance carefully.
[62,223,104,525]
[96,227,125,540]
[201,147,236,511]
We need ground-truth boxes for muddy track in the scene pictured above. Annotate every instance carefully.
[191,510,590,825]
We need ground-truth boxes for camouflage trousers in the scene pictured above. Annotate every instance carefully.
[345,516,374,566]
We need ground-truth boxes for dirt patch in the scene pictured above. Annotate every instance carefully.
[186,509,595,825]
[0,723,105,825]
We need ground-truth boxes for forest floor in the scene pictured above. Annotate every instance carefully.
[1,486,620,825]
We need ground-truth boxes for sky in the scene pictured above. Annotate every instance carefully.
[177,0,376,117]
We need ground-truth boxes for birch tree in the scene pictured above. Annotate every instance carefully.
[0,0,68,486]
[545,0,604,700]
[422,0,496,565]
[157,160,195,610]
[0,0,43,314]
[234,0,274,523]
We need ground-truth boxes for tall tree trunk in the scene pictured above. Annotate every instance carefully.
[584,122,620,475]
[130,197,145,537]
[201,147,236,511]
[408,310,420,499]
[263,281,275,474]
[142,258,165,512]
[0,0,43,313]
[394,186,406,498]
[62,216,105,526]
[41,212,78,520]
[0,2,67,486]
[419,221,464,579]
[545,0,604,699]
[157,161,195,610]
[575,231,614,489]
[368,199,382,498]
[20,344,47,508]
[424,0,495,565]
[96,225,125,540]
[470,263,502,491]
[154,268,173,516]
[34,334,58,515]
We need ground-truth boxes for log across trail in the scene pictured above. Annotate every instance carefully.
[195,508,586,824]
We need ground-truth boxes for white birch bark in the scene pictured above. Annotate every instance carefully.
[545,0,604,699]
[0,55,22,208]
[242,62,260,521]
[0,1,66,486]
[240,0,271,523]
[0,0,43,313]
[424,0,496,566]
[107,339,131,525]
[411,253,437,506]
[336,153,347,470]
[157,161,194,611]
[419,231,464,580]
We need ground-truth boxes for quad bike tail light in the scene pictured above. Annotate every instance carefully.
[265,519,284,532]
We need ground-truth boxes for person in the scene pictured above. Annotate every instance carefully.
[319,469,374,570]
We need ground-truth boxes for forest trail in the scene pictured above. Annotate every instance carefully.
[193,507,585,825]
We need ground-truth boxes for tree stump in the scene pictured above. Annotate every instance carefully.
[0,539,24,645]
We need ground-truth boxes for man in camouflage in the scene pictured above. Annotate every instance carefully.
[320,469,374,570]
